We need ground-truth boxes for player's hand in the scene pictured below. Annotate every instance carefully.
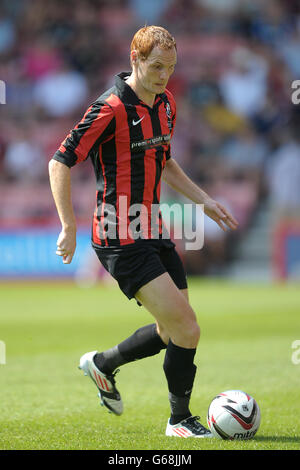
[203,198,239,232]
[56,226,76,264]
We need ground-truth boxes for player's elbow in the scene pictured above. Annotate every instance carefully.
[48,158,69,177]
[48,157,59,171]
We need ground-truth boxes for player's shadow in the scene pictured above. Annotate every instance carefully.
[254,436,300,443]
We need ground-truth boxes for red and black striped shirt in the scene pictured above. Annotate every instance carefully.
[53,72,176,247]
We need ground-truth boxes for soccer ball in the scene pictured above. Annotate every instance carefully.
[207,390,261,440]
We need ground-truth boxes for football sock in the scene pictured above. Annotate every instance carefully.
[94,323,167,375]
[168,394,192,425]
[163,340,197,425]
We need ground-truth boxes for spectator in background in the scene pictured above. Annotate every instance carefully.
[22,36,63,81]
[129,0,172,24]
[220,124,269,190]
[3,125,45,182]
[250,0,294,47]
[162,0,204,34]
[0,134,5,180]
[0,7,16,54]
[33,62,88,117]
[219,46,268,118]
[278,27,300,79]
[267,124,300,218]
[197,0,241,15]
[184,197,233,276]
[1,55,34,111]
[188,64,220,108]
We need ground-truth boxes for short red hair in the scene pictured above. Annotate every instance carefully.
[130,25,176,61]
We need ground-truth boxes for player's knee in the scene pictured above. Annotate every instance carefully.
[156,323,169,346]
[172,315,200,348]
[194,322,201,343]
[181,307,200,341]
[186,321,200,345]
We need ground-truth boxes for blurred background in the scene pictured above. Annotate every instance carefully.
[0,0,300,285]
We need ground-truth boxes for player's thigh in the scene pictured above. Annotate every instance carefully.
[135,273,199,347]
[180,288,189,302]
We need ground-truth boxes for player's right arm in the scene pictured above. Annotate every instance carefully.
[49,101,115,264]
[49,159,77,264]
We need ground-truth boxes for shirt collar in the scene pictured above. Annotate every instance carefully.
[115,72,162,108]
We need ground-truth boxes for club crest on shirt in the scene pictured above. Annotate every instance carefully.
[165,102,172,118]
[165,102,173,131]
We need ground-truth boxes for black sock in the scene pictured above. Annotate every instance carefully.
[163,340,197,424]
[168,394,192,425]
[94,323,167,374]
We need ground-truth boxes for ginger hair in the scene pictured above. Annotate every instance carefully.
[130,25,176,62]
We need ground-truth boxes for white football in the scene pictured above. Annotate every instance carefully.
[207,390,261,440]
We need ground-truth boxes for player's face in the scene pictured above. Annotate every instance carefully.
[136,46,177,95]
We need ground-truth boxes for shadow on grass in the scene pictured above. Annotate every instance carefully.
[254,436,300,443]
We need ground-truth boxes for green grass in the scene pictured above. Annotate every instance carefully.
[0,279,299,450]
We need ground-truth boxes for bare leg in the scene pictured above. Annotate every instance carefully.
[135,274,200,349]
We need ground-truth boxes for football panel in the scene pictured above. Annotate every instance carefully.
[208,411,234,440]
[207,391,261,440]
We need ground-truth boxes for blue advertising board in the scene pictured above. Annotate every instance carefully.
[0,227,94,278]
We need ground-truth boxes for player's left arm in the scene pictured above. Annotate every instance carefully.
[162,157,238,232]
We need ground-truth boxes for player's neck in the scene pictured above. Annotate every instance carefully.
[125,75,155,108]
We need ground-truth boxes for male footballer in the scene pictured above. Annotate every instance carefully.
[49,26,238,438]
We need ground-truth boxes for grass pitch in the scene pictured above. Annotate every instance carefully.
[0,278,299,451]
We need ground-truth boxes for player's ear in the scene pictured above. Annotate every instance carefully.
[130,50,138,67]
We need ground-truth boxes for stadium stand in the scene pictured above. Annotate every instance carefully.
[0,0,299,278]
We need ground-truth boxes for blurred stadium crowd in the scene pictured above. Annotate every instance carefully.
[0,0,300,275]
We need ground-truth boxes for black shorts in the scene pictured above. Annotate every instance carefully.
[93,239,187,304]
